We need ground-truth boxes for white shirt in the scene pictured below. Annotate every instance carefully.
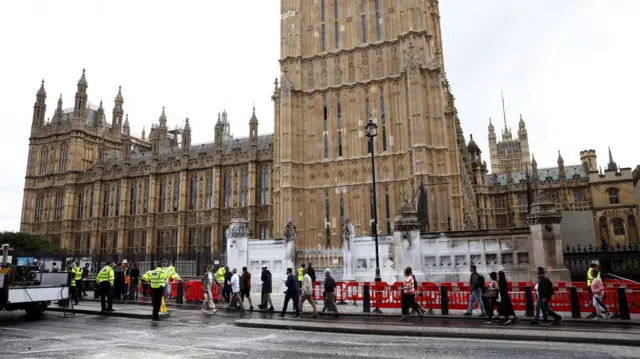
[302,274,313,296]
[208,272,213,283]
[231,273,240,293]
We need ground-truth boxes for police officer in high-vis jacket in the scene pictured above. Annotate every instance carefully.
[142,264,169,321]
[71,263,83,304]
[96,261,116,313]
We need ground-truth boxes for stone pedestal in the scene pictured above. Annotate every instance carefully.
[394,201,423,282]
[225,214,250,272]
[528,190,571,283]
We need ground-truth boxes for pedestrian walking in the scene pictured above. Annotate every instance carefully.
[201,265,218,315]
[241,266,254,311]
[129,262,140,300]
[299,268,317,318]
[223,266,232,303]
[162,260,180,300]
[258,265,274,311]
[96,261,116,313]
[497,271,518,324]
[587,263,608,318]
[401,267,424,321]
[141,264,168,321]
[590,269,609,320]
[278,268,300,318]
[531,267,563,325]
[464,264,486,317]
[320,269,339,317]
[228,268,245,313]
[297,264,304,295]
[483,272,500,324]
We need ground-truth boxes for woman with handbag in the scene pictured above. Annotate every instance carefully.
[483,271,500,324]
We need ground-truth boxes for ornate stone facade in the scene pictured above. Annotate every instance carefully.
[21,71,273,254]
[272,0,479,247]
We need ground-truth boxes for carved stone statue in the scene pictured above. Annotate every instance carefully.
[342,219,356,280]
[283,220,296,269]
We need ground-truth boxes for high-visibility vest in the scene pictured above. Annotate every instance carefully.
[142,267,169,289]
[70,272,76,287]
[72,267,83,281]
[587,269,601,286]
[297,267,303,282]
[215,267,225,283]
[124,268,131,285]
[97,266,114,286]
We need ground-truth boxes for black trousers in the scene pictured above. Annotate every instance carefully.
[70,286,79,304]
[75,280,83,300]
[151,286,164,319]
[99,282,113,311]
[401,293,421,315]
[281,292,300,315]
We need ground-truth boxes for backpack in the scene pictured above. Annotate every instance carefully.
[546,277,555,296]
[477,274,485,289]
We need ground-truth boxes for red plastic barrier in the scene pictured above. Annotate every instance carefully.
[185,280,204,302]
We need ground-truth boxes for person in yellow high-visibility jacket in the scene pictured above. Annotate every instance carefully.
[297,264,304,294]
[71,263,83,305]
[214,265,226,301]
[162,260,181,299]
[96,261,116,313]
[141,265,169,321]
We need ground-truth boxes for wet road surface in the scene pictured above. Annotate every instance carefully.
[1,310,639,359]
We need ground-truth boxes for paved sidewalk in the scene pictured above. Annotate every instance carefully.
[47,301,170,319]
[234,318,640,346]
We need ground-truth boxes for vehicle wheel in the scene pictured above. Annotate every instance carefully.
[24,302,47,318]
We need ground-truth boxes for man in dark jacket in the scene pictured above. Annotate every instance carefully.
[223,266,232,304]
[278,268,300,318]
[259,265,274,311]
[532,267,562,325]
[321,269,339,316]
[464,264,486,317]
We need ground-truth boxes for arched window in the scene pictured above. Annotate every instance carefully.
[339,192,344,224]
[612,217,625,236]
[58,142,68,172]
[39,146,48,174]
[608,188,620,205]
[628,215,638,243]
[599,216,608,242]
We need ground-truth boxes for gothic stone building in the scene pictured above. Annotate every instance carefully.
[21,0,484,252]
[468,119,639,246]
[21,71,273,255]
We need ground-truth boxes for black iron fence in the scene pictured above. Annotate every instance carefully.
[9,249,227,277]
[564,242,640,282]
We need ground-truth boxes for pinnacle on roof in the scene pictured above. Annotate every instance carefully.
[606,146,618,171]
[123,113,130,128]
[77,68,87,86]
[184,117,191,131]
[250,105,258,123]
[159,106,167,124]
[557,150,564,163]
[115,85,123,103]
[467,134,481,154]
[488,117,494,129]
[531,154,537,166]
[37,79,46,97]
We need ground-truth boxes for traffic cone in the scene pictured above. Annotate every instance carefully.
[160,297,167,313]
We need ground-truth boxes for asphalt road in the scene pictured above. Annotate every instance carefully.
[1,310,639,359]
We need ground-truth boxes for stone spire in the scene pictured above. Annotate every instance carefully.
[606,146,618,172]
[141,126,146,140]
[181,117,191,151]
[557,150,565,179]
[96,100,105,127]
[74,69,88,119]
[159,106,167,127]
[123,113,130,134]
[32,80,47,127]
[249,105,258,142]
[112,85,124,130]
[214,112,223,148]
[52,94,64,122]
[531,154,539,184]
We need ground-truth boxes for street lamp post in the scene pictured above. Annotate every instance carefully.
[365,119,382,283]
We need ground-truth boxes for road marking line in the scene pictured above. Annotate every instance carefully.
[19,344,128,355]
[0,327,56,335]
[111,339,246,355]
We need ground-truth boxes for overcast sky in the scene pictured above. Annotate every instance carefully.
[1,0,638,231]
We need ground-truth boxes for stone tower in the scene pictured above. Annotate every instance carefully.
[579,149,598,174]
[272,0,477,247]
[487,97,531,173]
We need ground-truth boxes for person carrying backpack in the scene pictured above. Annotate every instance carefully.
[464,264,486,317]
[531,267,562,325]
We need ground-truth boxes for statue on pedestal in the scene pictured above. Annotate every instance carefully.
[283,220,297,268]
[342,219,355,280]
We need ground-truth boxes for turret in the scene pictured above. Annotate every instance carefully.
[249,106,258,143]
[96,100,105,127]
[141,126,146,140]
[579,149,598,174]
[112,86,124,131]
[181,117,191,152]
[531,154,539,184]
[517,113,527,140]
[74,69,88,120]
[32,80,47,127]
[557,150,565,179]
[214,112,223,150]
[121,114,131,158]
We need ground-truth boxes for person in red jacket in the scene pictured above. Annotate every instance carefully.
[241,266,254,311]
